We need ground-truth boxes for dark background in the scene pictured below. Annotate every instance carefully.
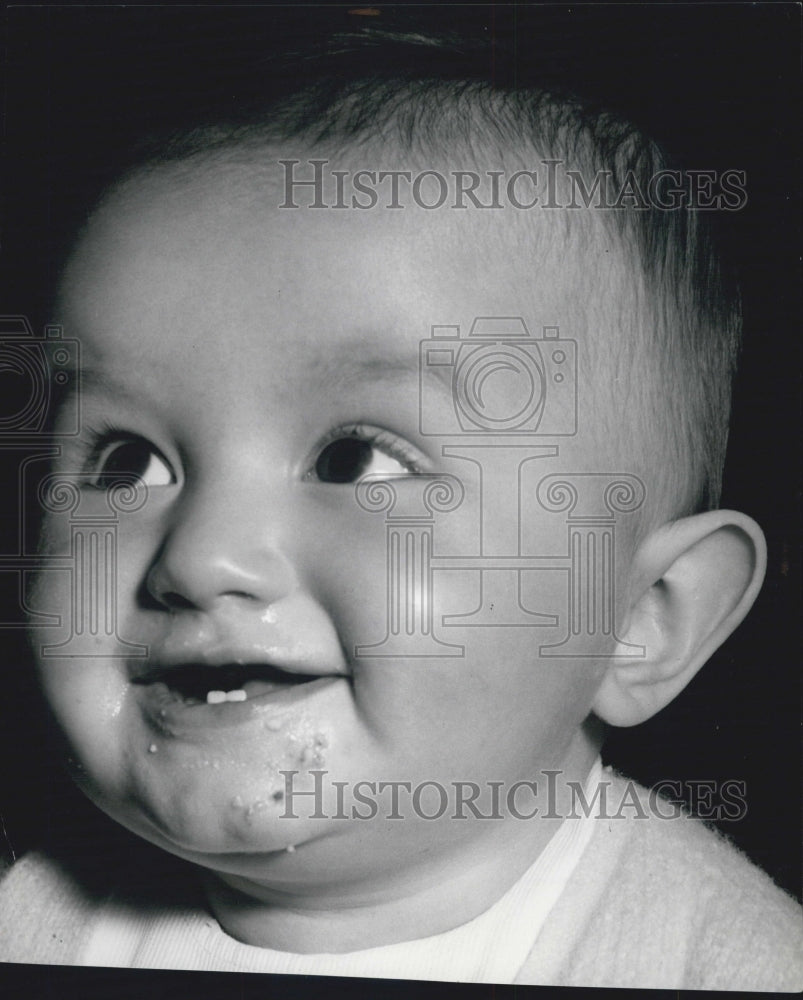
[0,4,800,997]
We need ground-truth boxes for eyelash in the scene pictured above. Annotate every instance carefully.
[79,423,173,486]
[308,423,427,477]
[82,421,129,455]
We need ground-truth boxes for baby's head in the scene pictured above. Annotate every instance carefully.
[27,31,765,947]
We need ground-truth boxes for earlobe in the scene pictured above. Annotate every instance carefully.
[592,510,767,727]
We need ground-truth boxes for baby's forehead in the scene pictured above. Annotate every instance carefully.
[61,149,640,374]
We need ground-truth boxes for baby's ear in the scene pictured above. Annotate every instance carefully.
[592,510,766,727]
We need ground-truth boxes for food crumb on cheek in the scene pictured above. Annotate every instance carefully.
[228,780,288,826]
[215,722,334,836]
[179,757,223,771]
[288,725,330,767]
[245,800,269,821]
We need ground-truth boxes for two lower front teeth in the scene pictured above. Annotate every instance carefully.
[206,689,248,704]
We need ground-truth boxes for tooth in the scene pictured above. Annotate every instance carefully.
[226,689,247,702]
[207,690,226,705]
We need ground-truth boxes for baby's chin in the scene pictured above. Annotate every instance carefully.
[82,769,326,864]
[88,786,401,895]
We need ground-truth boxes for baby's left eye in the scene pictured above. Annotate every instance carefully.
[313,428,422,483]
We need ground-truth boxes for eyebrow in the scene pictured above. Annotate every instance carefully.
[77,367,153,398]
[307,344,453,394]
[74,340,455,402]
[74,366,175,412]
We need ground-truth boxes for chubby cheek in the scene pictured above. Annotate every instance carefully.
[32,654,132,798]
[375,649,600,767]
[26,508,159,787]
[30,498,165,648]
[307,495,602,772]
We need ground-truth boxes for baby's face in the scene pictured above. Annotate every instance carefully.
[29,157,639,892]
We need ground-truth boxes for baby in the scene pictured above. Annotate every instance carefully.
[1,21,800,990]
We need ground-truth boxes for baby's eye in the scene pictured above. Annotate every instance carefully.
[312,426,424,483]
[87,436,176,490]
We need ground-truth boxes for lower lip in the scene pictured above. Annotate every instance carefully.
[139,676,345,735]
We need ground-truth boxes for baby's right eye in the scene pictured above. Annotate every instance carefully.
[86,435,176,491]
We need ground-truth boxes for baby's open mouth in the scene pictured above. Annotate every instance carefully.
[134,663,321,705]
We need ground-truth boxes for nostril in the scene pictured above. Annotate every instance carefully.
[160,591,196,611]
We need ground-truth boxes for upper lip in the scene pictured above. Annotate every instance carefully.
[132,663,334,701]
[129,634,350,688]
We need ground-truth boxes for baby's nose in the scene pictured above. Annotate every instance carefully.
[145,482,297,613]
